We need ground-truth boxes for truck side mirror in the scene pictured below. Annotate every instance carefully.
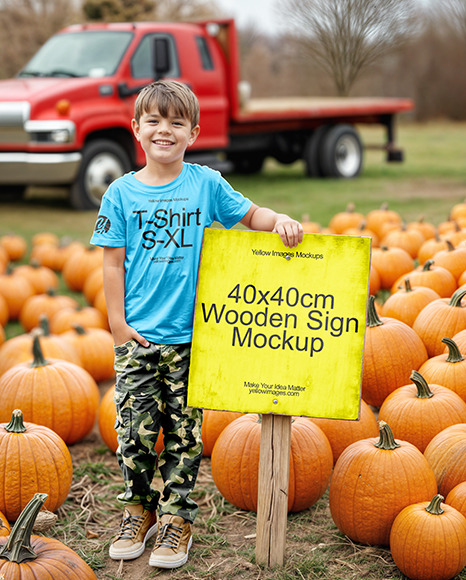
[153,37,171,81]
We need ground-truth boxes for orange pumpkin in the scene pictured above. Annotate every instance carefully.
[83,266,104,305]
[211,414,333,513]
[0,511,9,537]
[446,482,466,519]
[0,234,27,262]
[380,222,424,259]
[381,278,440,327]
[424,423,466,497]
[370,245,414,290]
[418,232,449,265]
[310,399,378,464]
[14,262,59,295]
[31,232,60,247]
[0,246,9,274]
[365,203,402,239]
[391,259,457,298]
[62,245,103,291]
[328,202,364,234]
[300,214,322,233]
[418,337,466,402]
[0,493,97,579]
[201,409,245,457]
[0,335,99,444]
[0,409,73,521]
[451,328,466,353]
[389,494,466,580]
[450,200,466,222]
[329,421,438,546]
[50,304,107,333]
[406,215,436,241]
[19,289,79,332]
[413,288,466,357]
[98,384,164,455]
[378,369,466,452]
[362,296,428,408]
[0,293,8,327]
[0,269,35,320]
[369,264,381,296]
[342,221,379,247]
[431,239,466,282]
[0,316,81,377]
[61,324,114,382]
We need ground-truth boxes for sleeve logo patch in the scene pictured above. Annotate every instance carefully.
[94,216,111,234]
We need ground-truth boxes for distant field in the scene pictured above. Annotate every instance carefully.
[0,121,465,246]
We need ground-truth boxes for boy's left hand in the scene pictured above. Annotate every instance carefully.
[273,217,304,248]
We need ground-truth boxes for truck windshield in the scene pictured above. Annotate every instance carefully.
[18,30,133,78]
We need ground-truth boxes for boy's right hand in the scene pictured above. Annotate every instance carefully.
[111,323,150,348]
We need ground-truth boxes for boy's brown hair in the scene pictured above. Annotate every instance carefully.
[134,80,200,127]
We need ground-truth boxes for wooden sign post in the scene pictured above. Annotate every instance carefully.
[188,228,371,566]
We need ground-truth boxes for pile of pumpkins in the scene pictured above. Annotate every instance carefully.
[0,199,465,579]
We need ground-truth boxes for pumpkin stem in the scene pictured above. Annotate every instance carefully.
[445,240,455,252]
[374,421,401,450]
[4,409,27,433]
[449,288,466,307]
[442,337,464,363]
[366,295,383,328]
[410,370,434,399]
[72,323,87,336]
[425,494,445,516]
[38,314,51,336]
[422,259,435,271]
[0,492,48,563]
[403,278,413,293]
[30,333,49,368]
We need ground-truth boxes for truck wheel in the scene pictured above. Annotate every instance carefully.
[319,125,363,178]
[228,153,265,174]
[70,140,131,210]
[303,126,330,177]
[0,185,26,202]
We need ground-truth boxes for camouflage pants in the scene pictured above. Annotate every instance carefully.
[113,339,203,523]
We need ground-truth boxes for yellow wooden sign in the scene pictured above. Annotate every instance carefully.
[188,228,371,419]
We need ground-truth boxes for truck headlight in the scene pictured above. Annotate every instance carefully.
[25,120,75,144]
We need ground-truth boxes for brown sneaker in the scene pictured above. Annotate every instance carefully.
[109,504,158,560]
[149,514,192,568]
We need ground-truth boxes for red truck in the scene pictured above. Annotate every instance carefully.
[0,19,414,210]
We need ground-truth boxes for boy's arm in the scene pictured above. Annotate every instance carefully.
[103,246,149,347]
[240,203,303,248]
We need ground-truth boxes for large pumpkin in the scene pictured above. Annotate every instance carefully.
[62,245,103,292]
[0,268,35,320]
[328,421,437,545]
[310,399,378,464]
[19,289,79,332]
[391,259,457,298]
[0,409,73,521]
[49,304,107,333]
[446,482,466,519]
[14,262,59,295]
[424,423,466,497]
[370,246,414,290]
[0,335,99,444]
[211,414,333,513]
[389,494,466,580]
[201,409,245,457]
[362,296,428,408]
[413,288,466,357]
[381,278,440,327]
[0,512,10,537]
[0,493,97,579]
[378,369,466,452]
[432,239,466,281]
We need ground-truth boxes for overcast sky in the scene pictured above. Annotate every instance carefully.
[215,0,284,34]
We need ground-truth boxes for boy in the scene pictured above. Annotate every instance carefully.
[90,80,303,569]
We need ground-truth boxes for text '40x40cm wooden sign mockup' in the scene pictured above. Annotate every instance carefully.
[188,229,371,420]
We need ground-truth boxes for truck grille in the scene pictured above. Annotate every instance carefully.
[0,102,30,144]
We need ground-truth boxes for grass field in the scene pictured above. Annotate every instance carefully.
[0,121,465,247]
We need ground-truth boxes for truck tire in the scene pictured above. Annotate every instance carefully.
[303,126,330,177]
[319,125,363,178]
[70,140,131,210]
[228,152,265,174]
[0,185,26,202]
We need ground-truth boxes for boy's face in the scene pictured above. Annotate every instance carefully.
[132,105,200,168]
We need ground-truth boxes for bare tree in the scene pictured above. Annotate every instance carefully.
[82,0,220,22]
[278,0,419,96]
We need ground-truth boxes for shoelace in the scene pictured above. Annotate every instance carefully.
[116,512,145,540]
[154,522,183,549]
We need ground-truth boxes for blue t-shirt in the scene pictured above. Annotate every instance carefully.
[90,163,252,344]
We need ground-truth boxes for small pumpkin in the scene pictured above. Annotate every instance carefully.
[329,421,438,546]
[446,482,466,519]
[418,337,466,402]
[391,258,457,298]
[14,261,59,294]
[378,369,466,452]
[50,304,108,333]
[62,245,103,292]
[380,221,425,259]
[407,215,436,241]
[424,423,466,497]
[0,409,73,521]
[365,203,402,239]
[432,239,466,281]
[19,289,79,332]
[61,324,115,382]
[0,493,97,579]
[0,268,35,320]
[362,296,428,408]
[413,288,466,357]
[211,414,333,513]
[389,494,466,580]
[310,399,378,464]
[0,234,27,262]
[370,245,414,290]
[0,335,99,444]
[83,266,104,305]
[328,202,364,234]
[381,277,440,327]
[451,328,466,354]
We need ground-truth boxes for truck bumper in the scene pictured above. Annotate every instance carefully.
[0,152,81,185]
